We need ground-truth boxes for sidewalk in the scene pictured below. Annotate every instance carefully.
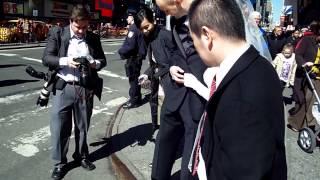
[109,92,181,180]
[0,38,124,50]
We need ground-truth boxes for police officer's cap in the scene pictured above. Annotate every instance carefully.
[127,10,136,17]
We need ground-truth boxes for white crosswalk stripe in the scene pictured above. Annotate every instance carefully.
[3,96,127,157]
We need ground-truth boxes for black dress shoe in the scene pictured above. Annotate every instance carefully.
[81,159,96,171]
[287,124,299,132]
[51,167,64,180]
[123,101,139,109]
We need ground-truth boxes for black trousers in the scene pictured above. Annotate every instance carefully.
[151,96,199,180]
[150,78,159,125]
[126,59,142,103]
[128,76,141,102]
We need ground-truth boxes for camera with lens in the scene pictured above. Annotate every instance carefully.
[37,81,50,106]
[25,66,50,107]
[74,57,92,88]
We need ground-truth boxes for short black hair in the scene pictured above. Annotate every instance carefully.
[70,4,90,22]
[134,7,154,29]
[189,0,245,41]
[309,21,320,36]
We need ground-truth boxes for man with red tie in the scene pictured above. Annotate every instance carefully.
[188,0,287,179]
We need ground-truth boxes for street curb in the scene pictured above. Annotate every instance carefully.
[0,38,124,50]
[106,104,144,180]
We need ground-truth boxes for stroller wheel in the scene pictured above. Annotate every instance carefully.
[297,127,317,153]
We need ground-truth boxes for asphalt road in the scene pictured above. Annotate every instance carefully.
[0,42,131,180]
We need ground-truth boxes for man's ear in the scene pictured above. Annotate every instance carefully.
[201,26,213,51]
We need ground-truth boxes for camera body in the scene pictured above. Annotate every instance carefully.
[74,57,92,88]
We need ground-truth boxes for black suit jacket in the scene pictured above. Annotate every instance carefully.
[162,17,207,120]
[42,26,107,99]
[143,26,173,80]
[202,46,287,180]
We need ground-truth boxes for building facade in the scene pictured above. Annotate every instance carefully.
[284,0,320,26]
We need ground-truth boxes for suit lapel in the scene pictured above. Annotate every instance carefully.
[85,33,94,56]
[209,46,260,103]
[60,26,70,57]
[173,26,187,59]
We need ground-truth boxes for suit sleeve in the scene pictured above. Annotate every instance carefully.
[92,34,107,70]
[42,27,61,71]
[138,33,147,59]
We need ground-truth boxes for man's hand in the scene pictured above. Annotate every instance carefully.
[184,73,199,89]
[138,74,148,85]
[302,62,314,67]
[67,58,80,68]
[89,61,97,69]
[170,66,184,84]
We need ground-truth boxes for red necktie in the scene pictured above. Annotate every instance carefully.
[192,76,216,175]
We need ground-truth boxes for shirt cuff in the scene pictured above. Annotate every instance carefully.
[59,57,70,66]
[93,60,101,69]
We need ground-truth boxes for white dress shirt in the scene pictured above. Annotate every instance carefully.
[57,27,101,82]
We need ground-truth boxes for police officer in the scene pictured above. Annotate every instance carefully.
[118,12,147,109]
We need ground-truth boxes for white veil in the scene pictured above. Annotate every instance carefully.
[235,0,272,61]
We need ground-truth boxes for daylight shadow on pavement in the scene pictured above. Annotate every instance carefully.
[0,79,39,87]
[89,123,154,162]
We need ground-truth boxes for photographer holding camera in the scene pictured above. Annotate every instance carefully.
[42,4,106,179]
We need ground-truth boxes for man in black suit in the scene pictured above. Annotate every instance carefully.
[42,4,106,179]
[151,0,207,179]
[188,0,287,179]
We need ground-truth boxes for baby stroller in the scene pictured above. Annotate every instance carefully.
[297,66,320,153]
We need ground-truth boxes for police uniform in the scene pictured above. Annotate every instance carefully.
[118,23,147,108]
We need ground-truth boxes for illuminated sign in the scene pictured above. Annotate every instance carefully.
[95,0,113,17]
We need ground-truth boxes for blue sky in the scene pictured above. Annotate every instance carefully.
[272,0,283,24]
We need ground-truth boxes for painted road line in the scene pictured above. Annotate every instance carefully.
[0,53,17,56]
[0,47,45,51]
[0,54,127,80]
[4,96,127,157]
[104,52,116,55]
[98,70,127,80]
[0,85,117,105]
[0,105,50,126]
[21,56,42,63]
[0,90,40,104]
[104,42,123,46]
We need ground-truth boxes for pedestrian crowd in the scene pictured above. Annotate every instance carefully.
[0,18,127,44]
[35,0,320,180]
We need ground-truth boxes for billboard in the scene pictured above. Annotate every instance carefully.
[44,1,73,18]
[95,0,113,17]
[3,2,23,15]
